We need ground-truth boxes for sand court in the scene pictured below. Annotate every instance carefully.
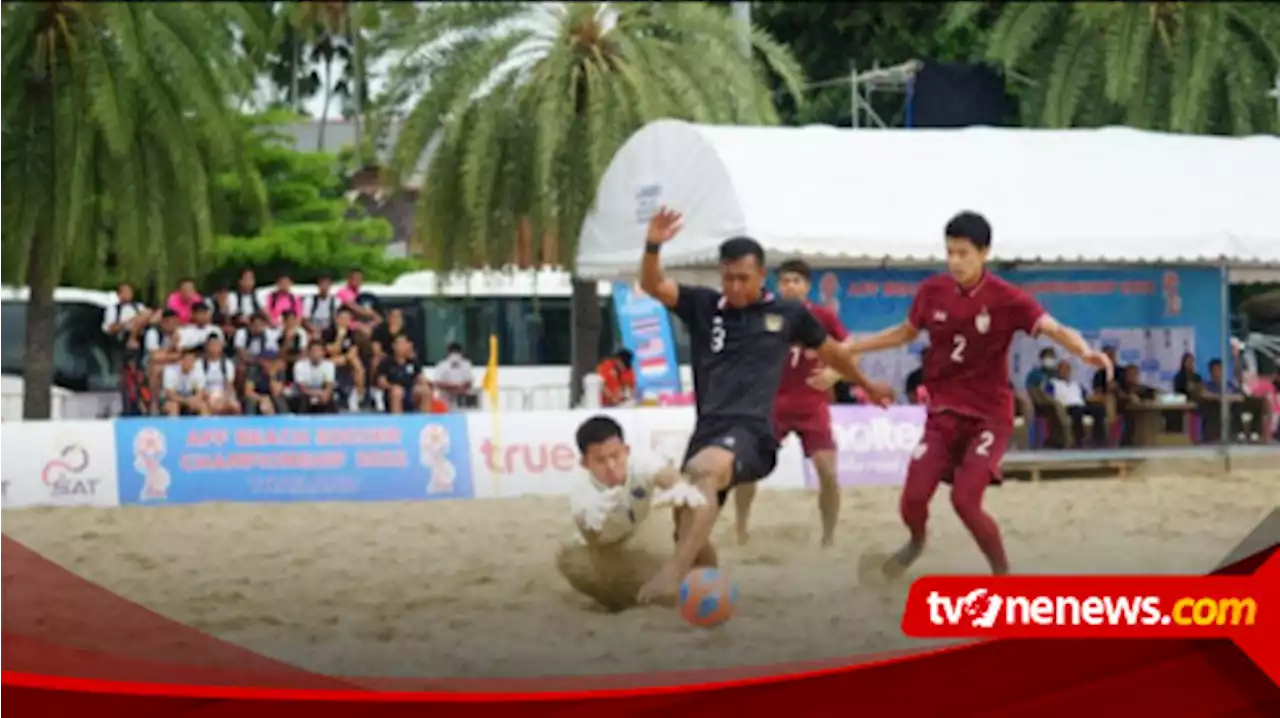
[2,470,1275,679]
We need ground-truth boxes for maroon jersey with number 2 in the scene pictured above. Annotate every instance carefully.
[908,273,1045,427]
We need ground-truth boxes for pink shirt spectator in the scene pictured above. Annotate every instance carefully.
[165,291,204,324]
[264,289,303,325]
[336,285,358,305]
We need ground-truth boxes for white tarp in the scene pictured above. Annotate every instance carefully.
[576,120,1280,281]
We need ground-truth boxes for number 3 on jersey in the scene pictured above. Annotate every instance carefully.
[951,334,967,363]
[711,316,726,353]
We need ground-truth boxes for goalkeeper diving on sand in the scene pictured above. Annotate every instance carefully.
[556,415,709,612]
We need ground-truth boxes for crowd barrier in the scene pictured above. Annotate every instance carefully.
[0,407,929,510]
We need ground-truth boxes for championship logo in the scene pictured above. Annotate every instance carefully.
[419,423,456,495]
[132,428,171,501]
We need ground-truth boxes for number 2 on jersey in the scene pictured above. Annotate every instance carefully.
[950,334,967,363]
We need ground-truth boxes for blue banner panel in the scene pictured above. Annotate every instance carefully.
[114,414,473,505]
[611,281,683,397]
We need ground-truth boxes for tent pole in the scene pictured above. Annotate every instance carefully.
[1218,259,1230,454]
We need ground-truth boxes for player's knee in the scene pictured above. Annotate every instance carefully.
[684,450,733,491]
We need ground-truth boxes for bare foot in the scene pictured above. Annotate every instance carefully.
[736,526,750,546]
[858,542,923,583]
[637,563,682,606]
[821,534,834,549]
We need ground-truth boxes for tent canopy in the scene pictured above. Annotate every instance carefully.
[575,120,1280,282]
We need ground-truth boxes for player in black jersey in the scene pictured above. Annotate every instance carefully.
[636,206,895,604]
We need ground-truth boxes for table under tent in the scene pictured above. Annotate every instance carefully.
[575,120,1280,473]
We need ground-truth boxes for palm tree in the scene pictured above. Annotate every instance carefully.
[385,2,804,403]
[948,1,1280,134]
[1,3,262,419]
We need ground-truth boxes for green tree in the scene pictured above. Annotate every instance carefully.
[949,1,1280,134]
[209,112,416,289]
[1,3,262,418]
[384,2,804,402]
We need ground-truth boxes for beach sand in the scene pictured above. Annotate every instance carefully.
[3,470,1274,679]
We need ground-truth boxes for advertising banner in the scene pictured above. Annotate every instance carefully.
[611,282,683,398]
[806,406,926,488]
[113,414,473,505]
[1,420,120,508]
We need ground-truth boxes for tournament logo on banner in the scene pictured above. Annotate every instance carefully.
[611,281,682,397]
[113,415,473,505]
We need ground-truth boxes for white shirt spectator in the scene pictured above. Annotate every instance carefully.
[102,300,146,336]
[1050,378,1086,407]
[233,326,276,356]
[201,356,236,396]
[305,293,340,331]
[435,354,474,386]
[178,324,226,350]
[142,325,179,357]
[225,290,262,322]
[162,363,206,397]
[292,358,336,390]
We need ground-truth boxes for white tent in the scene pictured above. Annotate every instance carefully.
[575,120,1280,282]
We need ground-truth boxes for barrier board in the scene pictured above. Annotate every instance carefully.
[113,414,473,505]
[1,420,120,508]
[1,406,929,508]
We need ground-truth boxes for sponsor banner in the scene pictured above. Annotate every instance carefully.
[466,409,643,498]
[1,420,120,509]
[807,406,926,488]
[467,407,806,498]
[113,415,473,505]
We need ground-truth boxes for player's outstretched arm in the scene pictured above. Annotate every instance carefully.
[816,339,895,405]
[1038,315,1114,379]
[638,206,683,309]
[846,321,919,354]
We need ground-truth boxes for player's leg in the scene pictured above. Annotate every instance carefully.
[732,416,789,546]
[638,444,733,604]
[800,413,840,547]
[556,543,663,613]
[950,425,1012,575]
[863,415,953,579]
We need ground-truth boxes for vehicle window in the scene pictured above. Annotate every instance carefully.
[0,300,121,391]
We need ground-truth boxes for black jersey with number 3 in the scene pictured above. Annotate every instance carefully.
[673,285,828,426]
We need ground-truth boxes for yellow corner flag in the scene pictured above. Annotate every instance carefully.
[481,334,499,404]
[481,334,501,493]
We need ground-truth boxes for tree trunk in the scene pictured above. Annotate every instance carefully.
[349,7,364,168]
[290,31,301,113]
[569,277,602,407]
[317,55,333,151]
[22,237,57,420]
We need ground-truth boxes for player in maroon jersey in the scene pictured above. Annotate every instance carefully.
[732,259,852,548]
[848,211,1112,577]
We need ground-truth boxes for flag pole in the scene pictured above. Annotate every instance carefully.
[483,334,501,497]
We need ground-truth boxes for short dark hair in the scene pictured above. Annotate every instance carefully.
[719,236,765,266]
[446,341,464,355]
[1039,347,1057,359]
[777,259,812,281]
[1208,358,1223,371]
[615,348,634,368]
[161,309,180,320]
[317,274,333,282]
[251,311,269,323]
[281,310,297,320]
[944,211,992,250]
[575,415,624,455]
[192,302,210,314]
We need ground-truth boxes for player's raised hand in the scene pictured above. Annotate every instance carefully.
[1081,349,1114,381]
[864,380,896,408]
[645,206,683,245]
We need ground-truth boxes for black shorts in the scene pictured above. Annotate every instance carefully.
[681,420,778,507]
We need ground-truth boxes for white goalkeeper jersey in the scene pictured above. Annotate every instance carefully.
[569,457,667,546]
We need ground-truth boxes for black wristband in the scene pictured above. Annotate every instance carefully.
[644,242,662,254]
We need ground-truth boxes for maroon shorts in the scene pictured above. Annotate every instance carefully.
[911,411,1012,487]
[773,407,836,457]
